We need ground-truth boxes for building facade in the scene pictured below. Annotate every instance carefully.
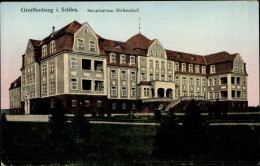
[9,21,248,114]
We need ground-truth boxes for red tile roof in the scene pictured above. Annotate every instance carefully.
[126,33,155,50]
[9,76,21,90]
[204,51,235,65]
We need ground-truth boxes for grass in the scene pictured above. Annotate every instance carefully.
[2,121,259,165]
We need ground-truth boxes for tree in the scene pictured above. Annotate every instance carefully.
[48,100,68,160]
[153,110,183,159]
[182,99,210,157]
[68,108,91,160]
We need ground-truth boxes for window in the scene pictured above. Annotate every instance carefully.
[131,88,136,96]
[121,87,127,96]
[95,81,104,91]
[84,29,88,34]
[42,65,47,76]
[235,64,238,71]
[168,76,172,81]
[50,81,55,93]
[29,74,32,84]
[214,92,218,99]
[150,50,154,56]
[122,103,126,109]
[141,59,146,66]
[161,75,165,81]
[51,100,55,109]
[121,71,127,80]
[131,72,136,81]
[161,52,163,57]
[71,78,78,90]
[183,77,186,85]
[156,51,158,57]
[237,91,241,98]
[156,61,159,68]
[237,77,241,85]
[71,57,78,69]
[77,38,84,50]
[82,80,91,90]
[132,103,136,109]
[175,62,179,71]
[42,83,47,94]
[243,90,247,98]
[242,78,246,85]
[50,41,56,54]
[209,79,212,86]
[195,65,200,73]
[89,41,95,51]
[190,92,194,96]
[94,61,103,71]
[161,61,165,68]
[42,45,47,58]
[150,74,153,81]
[97,100,102,107]
[82,59,91,70]
[120,54,126,64]
[197,78,200,85]
[72,99,77,107]
[141,73,146,81]
[150,60,153,67]
[168,62,172,69]
[189,64,193,72]
[209,92,213,99]
[182,63,186,72]
[110,53,116,63]
[190,78,194,85]
[112,102,116,109]
[50,61,55,73]
[111,70,117,79]
[239,64,243,72]
[203,79,206,86]
[130,56,135,65]
[111,86,117,96]
[155,74,159,80]
[147,88,150,97]
[175,76,179,84]
[210,65,215,73]
[202,66,206,74]
[85,100,90,107]
[214,78,218,86]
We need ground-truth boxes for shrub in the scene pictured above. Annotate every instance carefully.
[92,110,97,117]
[154,109,162,123]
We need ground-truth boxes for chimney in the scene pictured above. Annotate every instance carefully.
[52,26,55,33]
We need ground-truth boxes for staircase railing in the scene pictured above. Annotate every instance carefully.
[165,96,205,111]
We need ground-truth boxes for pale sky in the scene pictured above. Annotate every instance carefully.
[1,1,259,108]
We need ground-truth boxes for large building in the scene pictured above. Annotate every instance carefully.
[9,21,248,114]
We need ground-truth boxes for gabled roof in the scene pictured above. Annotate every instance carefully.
[41,20,82,44]
[30,39,41,47]
[204,51,235,65]
[9,77,21,90]
[166,50,206,65]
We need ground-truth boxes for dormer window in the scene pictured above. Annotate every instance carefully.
[177,54,181,58]
[84,29,88,34]
[195,65,200,73]
[42,45,47,58]
[210,65,216,73]
[191,57,194,60]
[175,62,179,71]
[114,44,121,48]
[182,63,186,72]
[189,64,193,72]
[202,66,206,74]
[130,56,136,65]
[89,41,95,51]
[120,54,126,64]
[110,53,116,63]
[50,41,56,54]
